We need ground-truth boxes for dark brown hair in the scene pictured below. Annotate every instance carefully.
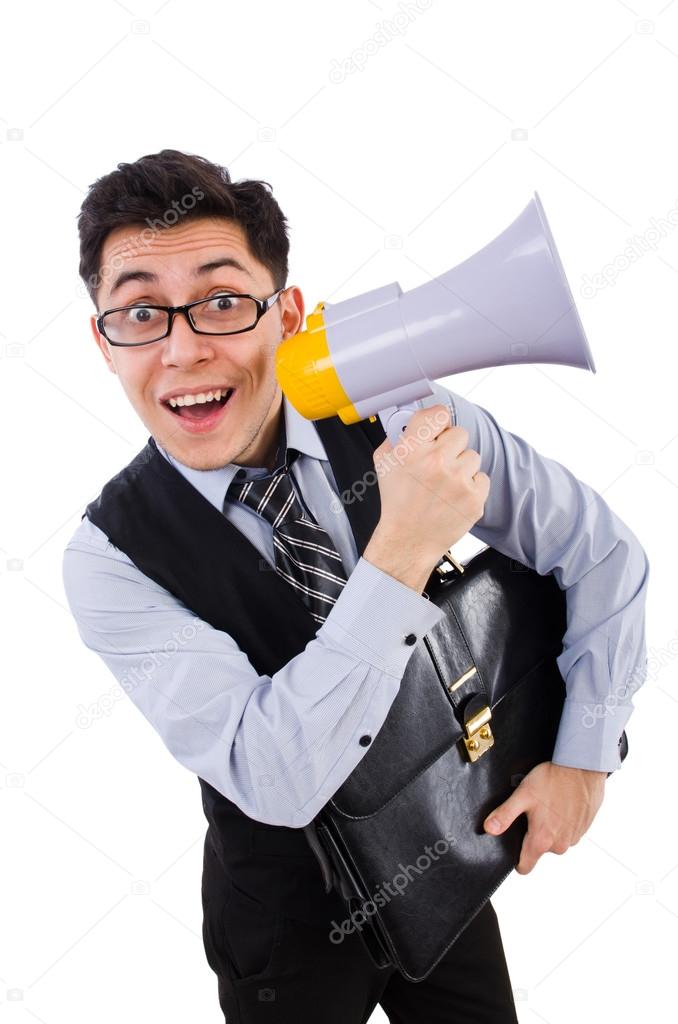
[77,148,290,308]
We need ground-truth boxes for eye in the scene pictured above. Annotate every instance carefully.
[206,292,241,311]
[122,305,163,324]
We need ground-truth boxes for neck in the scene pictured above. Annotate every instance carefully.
[236,390,285,472]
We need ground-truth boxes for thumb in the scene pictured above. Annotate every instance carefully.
[484,789,528,835]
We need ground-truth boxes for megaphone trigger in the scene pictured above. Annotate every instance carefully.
[377,395,458,448]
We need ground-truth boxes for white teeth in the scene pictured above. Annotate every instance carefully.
[167,388,231,408]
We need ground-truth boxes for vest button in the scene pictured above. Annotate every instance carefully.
[404,633,417,646]
[359,734,372,747]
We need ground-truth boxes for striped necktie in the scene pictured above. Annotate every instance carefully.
[225,446,348,625]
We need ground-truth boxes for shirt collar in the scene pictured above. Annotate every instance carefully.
[155,392,329,513]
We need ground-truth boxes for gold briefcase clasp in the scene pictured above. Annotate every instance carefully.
[463,705,494,762]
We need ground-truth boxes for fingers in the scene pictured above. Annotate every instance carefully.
[379,410,468,462]
[456,447,481,477]
[472,470,491,502]
[402,403,459,445]
[515,826,570,874]
[418,402,455,441]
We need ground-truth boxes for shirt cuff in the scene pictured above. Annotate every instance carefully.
[551,698,632,773]
[317,555,444,677]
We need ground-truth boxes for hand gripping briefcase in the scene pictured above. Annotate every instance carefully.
[303,544,629,982]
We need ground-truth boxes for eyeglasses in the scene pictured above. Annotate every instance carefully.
[96,289,284,347]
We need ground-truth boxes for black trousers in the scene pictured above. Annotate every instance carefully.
[207,887,518,1024]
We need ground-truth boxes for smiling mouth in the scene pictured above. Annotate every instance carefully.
[163,388,235,420]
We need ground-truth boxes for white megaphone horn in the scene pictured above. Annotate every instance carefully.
[275,192,595,446]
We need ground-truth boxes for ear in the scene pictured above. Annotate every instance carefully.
[90,314,117,375]
[280,285,305,340]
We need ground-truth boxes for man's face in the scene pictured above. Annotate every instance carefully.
[90,216,304,471]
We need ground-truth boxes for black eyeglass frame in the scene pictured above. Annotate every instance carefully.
[96,289,284,347]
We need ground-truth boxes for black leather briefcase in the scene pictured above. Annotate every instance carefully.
[304,544,628,982]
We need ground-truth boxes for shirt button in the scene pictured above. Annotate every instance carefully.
[359,734,372,747]
[404,633,417,646]
[235,468,246,480]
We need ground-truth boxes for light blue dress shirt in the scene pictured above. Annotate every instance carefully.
[62,381,649,827]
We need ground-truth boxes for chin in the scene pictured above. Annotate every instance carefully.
[170,437,235,472]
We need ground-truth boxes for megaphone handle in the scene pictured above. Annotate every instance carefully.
[379,397,457,448]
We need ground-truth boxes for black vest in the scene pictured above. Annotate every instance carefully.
[84,412,389,927]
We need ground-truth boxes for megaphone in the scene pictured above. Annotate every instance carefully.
[276,192,595,447]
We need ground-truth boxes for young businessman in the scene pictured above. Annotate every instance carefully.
[63,149,649,1023]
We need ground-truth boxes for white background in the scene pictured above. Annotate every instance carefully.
[1,0,676,1021]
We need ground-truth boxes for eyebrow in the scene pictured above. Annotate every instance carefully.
[109,256,253,297]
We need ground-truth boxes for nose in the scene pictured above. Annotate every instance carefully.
[160,310,215,369]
